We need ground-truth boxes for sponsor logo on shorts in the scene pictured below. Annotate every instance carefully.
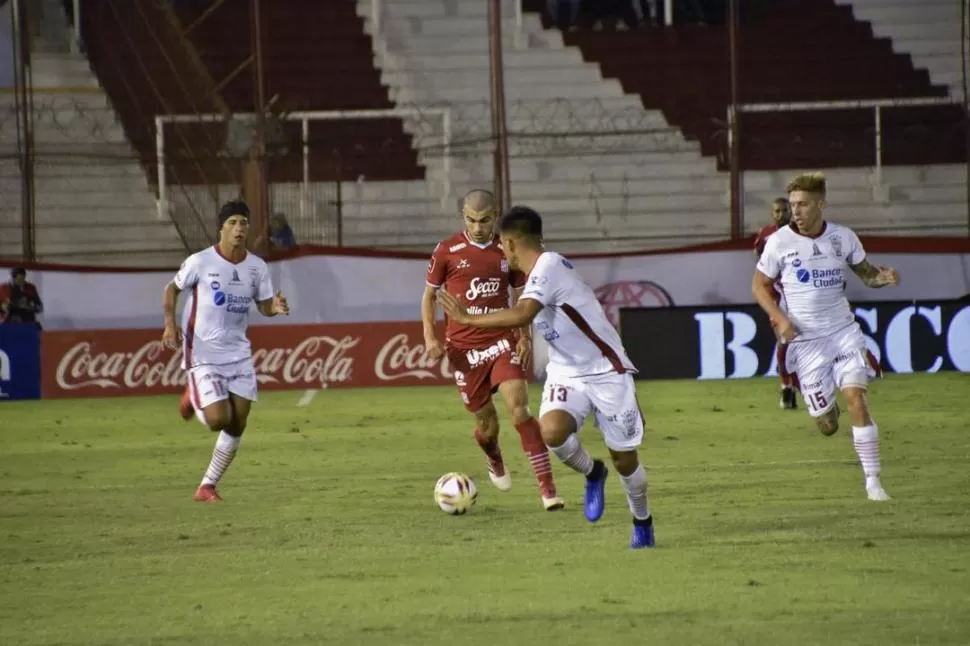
[466,339,512,367]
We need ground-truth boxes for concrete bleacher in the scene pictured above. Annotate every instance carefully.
[359,0,732,250]
[8,0,964,263]
[354,0,966,251]
[834,0,965,97]
[0,77,185,266]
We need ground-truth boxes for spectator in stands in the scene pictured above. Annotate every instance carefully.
[0,268,44,329]
[587,0,641,29]
[256,212,297,253]
[547,0,581,30]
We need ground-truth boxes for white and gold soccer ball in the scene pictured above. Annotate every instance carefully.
[433,472,478,515]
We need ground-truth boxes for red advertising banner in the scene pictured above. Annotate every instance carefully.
[41,322,454,399]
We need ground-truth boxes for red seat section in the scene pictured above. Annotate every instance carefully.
[527,0,965,170]
[82,0,423,185]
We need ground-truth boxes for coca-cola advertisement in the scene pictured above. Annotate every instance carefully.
[41,322,453,399]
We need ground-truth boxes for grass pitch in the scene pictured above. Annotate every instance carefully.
[1,374,968,645]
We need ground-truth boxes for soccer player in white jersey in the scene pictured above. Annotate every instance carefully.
[752,172,899,502]
[162,200,290,502]
[437,206,655,549]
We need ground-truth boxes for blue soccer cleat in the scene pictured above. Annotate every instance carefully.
[584,460,608,522]
[630,516,655,549]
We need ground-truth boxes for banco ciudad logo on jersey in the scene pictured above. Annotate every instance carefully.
[798,267,844,288]
[213,289,227,306]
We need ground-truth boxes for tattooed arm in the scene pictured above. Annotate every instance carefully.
[850,258,900,288]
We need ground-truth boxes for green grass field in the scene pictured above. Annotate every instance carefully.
[1,374,969,646]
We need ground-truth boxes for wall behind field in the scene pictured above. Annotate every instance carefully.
[3,240,970,331]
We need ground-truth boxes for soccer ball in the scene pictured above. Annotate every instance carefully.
[433,472,478,515]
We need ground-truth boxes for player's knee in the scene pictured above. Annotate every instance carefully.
[539,411,574,447]
[815,408,840,436]
[608,449,639,477]
[204,412,231,432]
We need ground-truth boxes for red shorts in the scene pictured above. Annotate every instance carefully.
[446,334,527,412]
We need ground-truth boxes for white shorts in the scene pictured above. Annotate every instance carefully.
[538,369,643,452]
[785,323,869,418]
[187,357,258,410]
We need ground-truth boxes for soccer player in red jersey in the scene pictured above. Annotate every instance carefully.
[755,199,800,409]
[422,190,564,511]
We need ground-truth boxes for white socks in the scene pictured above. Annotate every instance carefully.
[853,424,890,500]
[201,431,240,487]
[619,464,651,520]
[548,434,594,476]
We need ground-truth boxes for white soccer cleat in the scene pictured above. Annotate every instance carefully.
[542,495,565,511]
[867,487,891,501]
[487,468,512,492]
[865,477,891,501]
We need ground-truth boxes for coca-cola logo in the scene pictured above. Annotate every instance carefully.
[252,335,358,386]
[56,341,186,390]
[375,333,452,381]
[43,322,459,398]
[465,277,502,300]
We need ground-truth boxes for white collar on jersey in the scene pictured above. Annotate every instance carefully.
[463,231,493,250]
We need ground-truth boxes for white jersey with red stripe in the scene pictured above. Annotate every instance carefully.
[520,251,637,378]
[172,246,274,369]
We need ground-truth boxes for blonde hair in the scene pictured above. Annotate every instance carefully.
[786,172,827,197]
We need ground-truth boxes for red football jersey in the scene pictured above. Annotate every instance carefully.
[426,231,526,350]
[754,223,779,258]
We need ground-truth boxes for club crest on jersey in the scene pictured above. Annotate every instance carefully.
[830,237,843,257]
[210,281,221,290]
[791,259,802,268]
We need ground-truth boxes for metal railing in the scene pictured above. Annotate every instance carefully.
[156,107,453,220]
[731,96,964,185]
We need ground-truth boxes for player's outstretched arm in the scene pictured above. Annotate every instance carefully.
[438,289,542,330]
[850,258,900,288]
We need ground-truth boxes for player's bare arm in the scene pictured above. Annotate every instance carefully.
[752,270,798,343]
[438,289,542,329]
[257,291,290,317]
[850,258,900,288]
[421,284,444,359]
[161,281,182,349]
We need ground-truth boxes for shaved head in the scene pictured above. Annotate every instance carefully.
[460,189,497,243]
[462,189,496,214]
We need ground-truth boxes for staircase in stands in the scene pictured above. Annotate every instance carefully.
[0,0,184,266]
